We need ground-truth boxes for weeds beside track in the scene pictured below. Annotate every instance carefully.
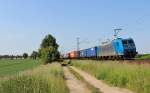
[0,63,69,93]
[72,60,150,93]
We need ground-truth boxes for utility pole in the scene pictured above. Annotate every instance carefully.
[77,37,80,51]
[76,37,90,51]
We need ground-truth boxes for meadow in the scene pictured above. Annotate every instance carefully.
[0,59,69,93]
[0,62,69,93]
[136,54,150,59]
[0,59,42,77]
[72,60,150,93]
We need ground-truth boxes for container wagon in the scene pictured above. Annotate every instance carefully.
[86,47,97,59]
[64,38,137,60]
[69,51,78,59]
[79,49,87,59]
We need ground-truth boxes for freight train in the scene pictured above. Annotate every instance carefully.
[63,37,137,60]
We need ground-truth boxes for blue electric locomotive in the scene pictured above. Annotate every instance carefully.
[76,38,137,59]
[64,36,137,60]
[96,38,137,59]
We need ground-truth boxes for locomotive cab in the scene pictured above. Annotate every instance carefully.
[122,38,137,58]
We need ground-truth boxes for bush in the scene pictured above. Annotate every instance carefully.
[23,53,28,59]
[40,47,58,64]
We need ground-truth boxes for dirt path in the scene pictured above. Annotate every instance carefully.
[63,67,91,93]
[71,66,135,93]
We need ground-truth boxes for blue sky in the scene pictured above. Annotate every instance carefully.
[0,0,150,55]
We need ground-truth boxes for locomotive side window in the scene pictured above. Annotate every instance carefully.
[122,40,128,45]
[128,40,133,44]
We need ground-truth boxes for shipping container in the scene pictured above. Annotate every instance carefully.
[79,49,87,58]
[86,47,97,58]
[69,51,78,59]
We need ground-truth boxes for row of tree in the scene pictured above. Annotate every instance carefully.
[0,52,39,60]
[0,34,60,64]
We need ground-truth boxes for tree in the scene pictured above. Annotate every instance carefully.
[23,53,28,59]
[40,34,59,49]
[39,34,59,64]
[31,51,39,60]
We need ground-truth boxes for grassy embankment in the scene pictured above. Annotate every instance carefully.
[135,54,150,60]
[72,60,150,93]
[0,59,42,77]
[0,63,69,93]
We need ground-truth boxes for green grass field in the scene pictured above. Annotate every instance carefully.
[0,60,69,93]
[72,60,150,93]
[0,59,42,77]
[136,54,150,59]
[0,63,69,93]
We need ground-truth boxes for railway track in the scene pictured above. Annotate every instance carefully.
[62,59,150,65]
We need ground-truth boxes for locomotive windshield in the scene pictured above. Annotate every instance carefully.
[122,39,135,46]
[128,40,134,44]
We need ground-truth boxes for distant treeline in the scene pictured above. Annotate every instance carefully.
[0,51,39,60]
[0,55,23,59]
